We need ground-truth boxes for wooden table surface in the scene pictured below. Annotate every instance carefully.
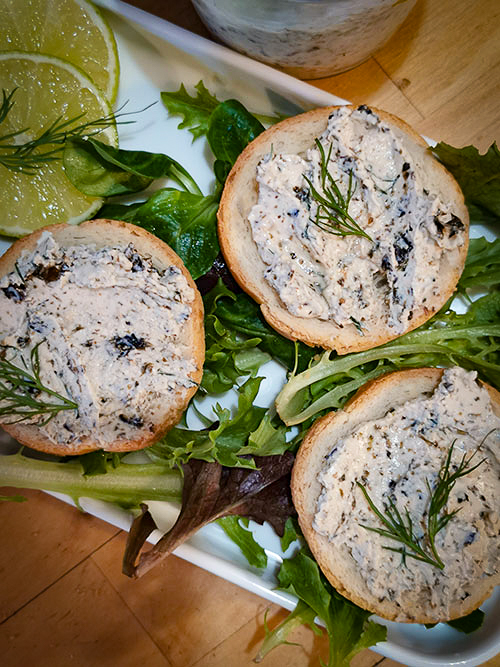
[1,0,499,665]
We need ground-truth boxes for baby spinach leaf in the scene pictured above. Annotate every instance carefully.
[64,137,152,195]
[425,608,485,634]
[64,137,201,197]
[94,200,144,220]
[446,608,485,634]
[106,188,219,280]
[161,80,285,144]
[207,99,265,167]
[161,80,221,140]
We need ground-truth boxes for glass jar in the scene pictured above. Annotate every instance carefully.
[191,0,417,79]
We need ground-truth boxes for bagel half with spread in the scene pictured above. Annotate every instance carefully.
[291,366,500,623]
[0,219,204,456]
[218,105,469,353]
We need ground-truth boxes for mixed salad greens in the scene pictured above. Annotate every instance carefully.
[1,81,499,665]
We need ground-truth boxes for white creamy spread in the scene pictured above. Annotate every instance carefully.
[0,232,198,447]
[249,106,465,335]
[192,0,416,78]
[314,367,500,619]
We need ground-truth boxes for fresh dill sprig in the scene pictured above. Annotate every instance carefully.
[0,88,154,174]
[303,139,372,241]
[0,342,78,425]
[357,441,487,570]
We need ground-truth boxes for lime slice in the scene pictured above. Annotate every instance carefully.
[0,51,118,237]
[0,0,119,103]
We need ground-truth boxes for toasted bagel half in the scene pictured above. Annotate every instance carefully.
[218,105,469,353]
[0,219,204,455]
[291,367,500,623]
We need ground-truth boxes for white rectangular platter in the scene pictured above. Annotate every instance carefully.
[16,0,500,665]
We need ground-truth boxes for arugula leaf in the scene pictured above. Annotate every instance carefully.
[146,377,289,468]
[63,137,201,196]
[217,516,268,569]
[432,142,500,220]
[161,80,220,140]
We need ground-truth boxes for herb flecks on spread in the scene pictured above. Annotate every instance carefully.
[248,106,466,332]
[314,368,500,619]
[0,341,78,425]
[304,138,372,241]
[357,442,487,570]
[0,231,197,446]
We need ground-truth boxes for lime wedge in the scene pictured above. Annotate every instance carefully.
[0,0,119,103]
[0,51,118,237]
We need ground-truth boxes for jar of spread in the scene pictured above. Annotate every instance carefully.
[191,0,417,79]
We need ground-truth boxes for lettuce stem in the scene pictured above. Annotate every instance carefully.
[0,452,182,507]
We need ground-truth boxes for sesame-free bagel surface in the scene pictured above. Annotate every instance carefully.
[0,219,204,455]
[291,367,500,623]
[218,105,469,353]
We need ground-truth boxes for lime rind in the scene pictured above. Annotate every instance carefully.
[0,51,118,237]
[0,0,120,104]
[0,50,118,146]
[0,198,104,238]
[79,0,120,103]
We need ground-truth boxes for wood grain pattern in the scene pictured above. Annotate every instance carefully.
[2,0,499,665]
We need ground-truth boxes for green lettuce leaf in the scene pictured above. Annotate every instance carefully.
[276,252,500,427]
[254,601,320,663]
[217,516,268,569]
[201,281,271,393]
[457,237,500,293]
[146,377,289,468]
[278,550,386,667]
[161,80,221,140]
[202,281,321,391]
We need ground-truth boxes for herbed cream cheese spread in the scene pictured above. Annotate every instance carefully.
[0,232,197,447]
[248,106,465,335]
[314,367,500,618]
